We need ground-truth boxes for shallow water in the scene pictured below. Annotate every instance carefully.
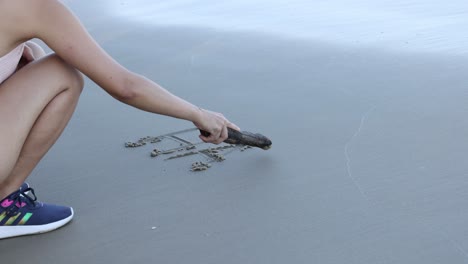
[101,0,468,55]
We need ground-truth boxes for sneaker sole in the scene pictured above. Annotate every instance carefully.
[0,208,74,239]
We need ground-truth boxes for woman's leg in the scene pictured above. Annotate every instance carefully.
[0,54,83,200]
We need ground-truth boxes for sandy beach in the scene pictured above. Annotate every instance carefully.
[2,0,468,263]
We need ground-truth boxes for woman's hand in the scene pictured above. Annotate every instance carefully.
[193,108,240,144]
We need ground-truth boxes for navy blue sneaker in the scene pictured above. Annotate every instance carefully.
[0,187,73,239]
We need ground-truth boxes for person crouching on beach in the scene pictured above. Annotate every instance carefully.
[0,0,239,239]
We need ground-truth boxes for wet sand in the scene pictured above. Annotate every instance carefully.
[3,1,468,264]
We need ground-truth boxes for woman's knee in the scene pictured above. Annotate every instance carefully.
[38,54,84,93]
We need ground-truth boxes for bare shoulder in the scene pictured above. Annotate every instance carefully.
[0,0,61,14]
[0,0,35,24]
[0,0,47,44]
[0,0,65,39]
[0,1,28,49]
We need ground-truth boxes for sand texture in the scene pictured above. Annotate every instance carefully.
[2,1,468,264]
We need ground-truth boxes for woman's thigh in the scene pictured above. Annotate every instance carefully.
[0,54,83,177]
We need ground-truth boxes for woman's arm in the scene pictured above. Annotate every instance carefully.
[15,0,238,143]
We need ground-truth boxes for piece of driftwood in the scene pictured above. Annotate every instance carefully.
[201,128,272,150]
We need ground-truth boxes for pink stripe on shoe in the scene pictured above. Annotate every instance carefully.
[15,202,26,208]
[1,199,14,208]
